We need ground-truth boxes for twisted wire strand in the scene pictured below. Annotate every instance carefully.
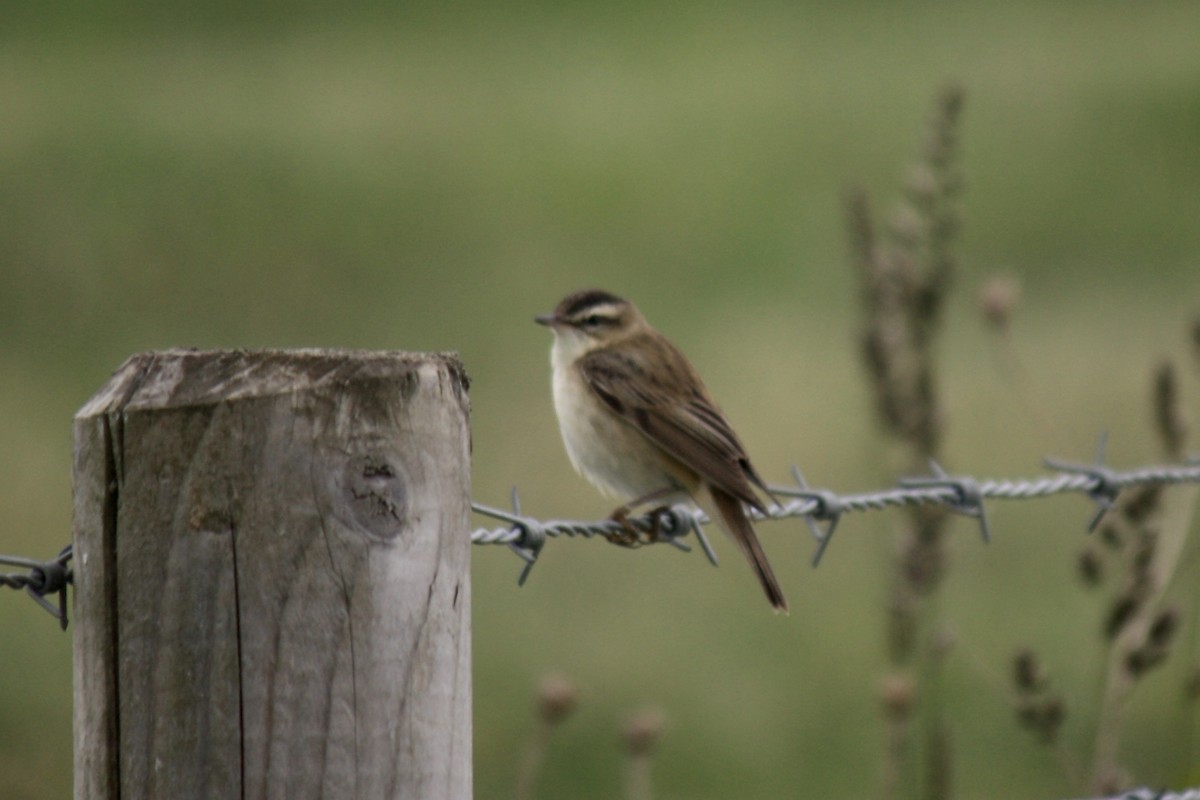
[0,547,73,629]
[6,461,1200,625]
[471,461,1200,550]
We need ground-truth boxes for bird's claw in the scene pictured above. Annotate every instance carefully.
[604,505,671,548]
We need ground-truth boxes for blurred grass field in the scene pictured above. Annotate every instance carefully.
[2,2,1199,798]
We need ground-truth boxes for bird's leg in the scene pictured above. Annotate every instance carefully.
[606,507,642,548]
[606,487,679,547]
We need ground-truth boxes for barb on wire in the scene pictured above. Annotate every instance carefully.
[0,544,73,630]
[472,445,1200,585]
[774,466,843,567]
[1044,432,1120,533]
[900,460,992,544]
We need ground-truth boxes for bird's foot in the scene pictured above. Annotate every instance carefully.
[604,505,672,548]
[605,508,644,547]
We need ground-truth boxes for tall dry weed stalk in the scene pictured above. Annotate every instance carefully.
[847,84,965,800]
[1082,360,1195,793]
[1009,354,1198,795]
[515,673,580,800]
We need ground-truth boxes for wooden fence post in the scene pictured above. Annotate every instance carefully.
[71,349,473,799]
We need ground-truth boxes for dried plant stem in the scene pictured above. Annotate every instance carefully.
[1090,361,1196,793]
[516,674,580,800]
[516,719,552,800]
[981,324,1059,446]
[1090,483,1197,793]
[1091,646,1136,794]
[850,83,965,800]
[621,709,664,800]
[624,754,654,800]
[1182,584,1200,778]
[881,714,908,799]
[515,719,555,800]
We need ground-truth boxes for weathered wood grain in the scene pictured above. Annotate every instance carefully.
[73,349,472,799]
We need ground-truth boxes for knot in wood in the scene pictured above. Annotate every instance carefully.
[343,452,408,541]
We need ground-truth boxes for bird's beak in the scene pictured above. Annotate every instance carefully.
[534,313,559,327]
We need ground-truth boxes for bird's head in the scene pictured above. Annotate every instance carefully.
[535,289,647,357]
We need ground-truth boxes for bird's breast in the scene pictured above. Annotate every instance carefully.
[550,360,694,502]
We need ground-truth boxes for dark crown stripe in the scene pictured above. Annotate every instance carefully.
[559,289,626,318]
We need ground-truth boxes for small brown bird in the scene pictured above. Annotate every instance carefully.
[536,289,788,612]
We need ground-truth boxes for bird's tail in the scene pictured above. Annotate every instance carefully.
[704,487,789,613]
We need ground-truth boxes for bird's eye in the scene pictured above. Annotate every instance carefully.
[584,315,602,327]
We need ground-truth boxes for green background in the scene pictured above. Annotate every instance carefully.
[2,3,1199,798]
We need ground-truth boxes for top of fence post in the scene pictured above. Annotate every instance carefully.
[73,348,473,800]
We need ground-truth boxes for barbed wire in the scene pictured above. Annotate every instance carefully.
[1080,790,1200,800]
[0,545,73,630]
[6,443,1200,625]
[472,441,1200,585]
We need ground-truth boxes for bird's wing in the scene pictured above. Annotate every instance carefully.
[578,336,769,511]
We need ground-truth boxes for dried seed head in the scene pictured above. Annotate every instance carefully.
[1013,649,1045,692]
[1185,665,1200,700]
[904,165,939,207]
[1131,531,1158,575]
[923,83,965,169]
[1152,361,1188,458]
[881,674,916,719]
[1015,695,1066,744]
[1124,608,1180,677]
[1078,549,1103,587]
[1121,485,1162,525]
[1127,646,1167,677]
[1148,606,1180,649]
[1094,766,1131,797]
[536,673,579,725]
[1098,521,1123,550]
[932,626,957,660]
[889,205,925,249]
[979,274,1021,331]
[1040,697,1066,736]
[621,709,666,756]
[1105,594,1139,640]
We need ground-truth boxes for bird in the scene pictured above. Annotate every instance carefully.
[535,289,788,612]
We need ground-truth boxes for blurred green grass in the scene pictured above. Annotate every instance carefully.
[2,3,1199,798]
